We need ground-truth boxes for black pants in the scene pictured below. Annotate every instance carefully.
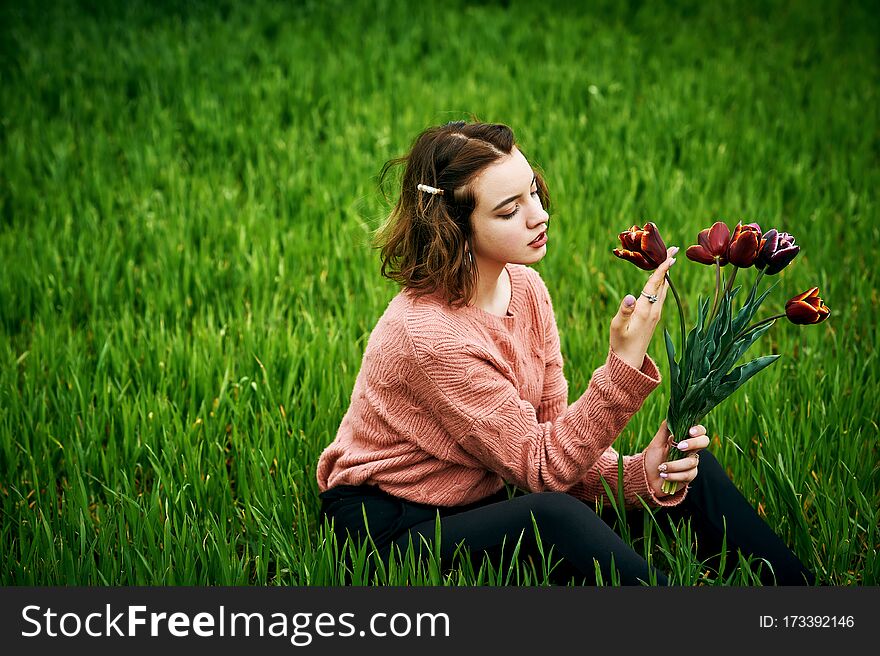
[319,450,816,586]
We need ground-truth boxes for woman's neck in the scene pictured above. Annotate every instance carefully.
[469,257,509,313]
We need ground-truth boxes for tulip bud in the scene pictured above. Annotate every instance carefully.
[785,287,831,325]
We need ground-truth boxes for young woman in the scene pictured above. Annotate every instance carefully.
[316,120,815,586]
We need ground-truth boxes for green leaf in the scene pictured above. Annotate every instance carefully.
[700,350,712,379]
[711,354,781,404]
[731,280,779,337]
[681,373,712,409]
[683,297,708,388]
[712,320,776,378]
[664,328,681,399]
[696,294,711,334]
[708,285,740,356]
[704,284,740,361]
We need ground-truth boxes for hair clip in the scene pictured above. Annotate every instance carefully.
[417,183,444,196]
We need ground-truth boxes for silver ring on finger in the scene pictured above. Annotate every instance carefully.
[640,291,658,303]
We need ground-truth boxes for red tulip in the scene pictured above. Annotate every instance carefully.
[613,222,668,271]
[727,222,762,267]
[686,221,730,265]
[785,287,831,325]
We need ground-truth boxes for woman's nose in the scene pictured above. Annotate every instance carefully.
[529,205,549,226]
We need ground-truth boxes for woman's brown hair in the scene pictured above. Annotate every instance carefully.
[372,120,551,309]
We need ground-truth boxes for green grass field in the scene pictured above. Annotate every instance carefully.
[1,0,877,585]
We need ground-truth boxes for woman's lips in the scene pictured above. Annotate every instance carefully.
[528,231,548,247]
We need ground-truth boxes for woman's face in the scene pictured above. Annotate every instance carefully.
[467,146,550,270]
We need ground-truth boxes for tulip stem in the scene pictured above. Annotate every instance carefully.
[709,260,722,324]
[732,314,787,343]
[747,268,765,303]
[723,266,739,299]
[665,272,687,353]
[709,265,739,325]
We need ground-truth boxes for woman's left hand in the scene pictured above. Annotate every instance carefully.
[643,420,710,497]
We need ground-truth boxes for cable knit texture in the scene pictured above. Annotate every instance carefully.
[316,263,688,509]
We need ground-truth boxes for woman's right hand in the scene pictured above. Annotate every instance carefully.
[643,419,708,497]
[609,246,679,370]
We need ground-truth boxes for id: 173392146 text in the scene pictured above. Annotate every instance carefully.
[759,615,855,629]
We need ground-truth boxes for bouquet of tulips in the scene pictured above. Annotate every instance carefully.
[614,220,831,494]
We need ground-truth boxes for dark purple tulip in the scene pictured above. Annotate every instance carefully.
[755,229,800,275]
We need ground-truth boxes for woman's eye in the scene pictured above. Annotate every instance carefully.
[500,206,520,219]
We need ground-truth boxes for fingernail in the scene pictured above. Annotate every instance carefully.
[677,441,689,450]
[670,257,676,264]
[660,472,668,479]
[624,294,635,307]
[689,427,699,436]
[671,246,680,256]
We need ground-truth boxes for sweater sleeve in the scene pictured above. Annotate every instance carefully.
[525,269,686,508]
[568,447,689,509]
[409,317,663,493]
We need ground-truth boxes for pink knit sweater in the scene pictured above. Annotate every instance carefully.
[316,263,688,509]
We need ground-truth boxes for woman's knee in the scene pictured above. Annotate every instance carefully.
[680,448,726,497]
[694,448,726,480]
[521,491,594,526]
